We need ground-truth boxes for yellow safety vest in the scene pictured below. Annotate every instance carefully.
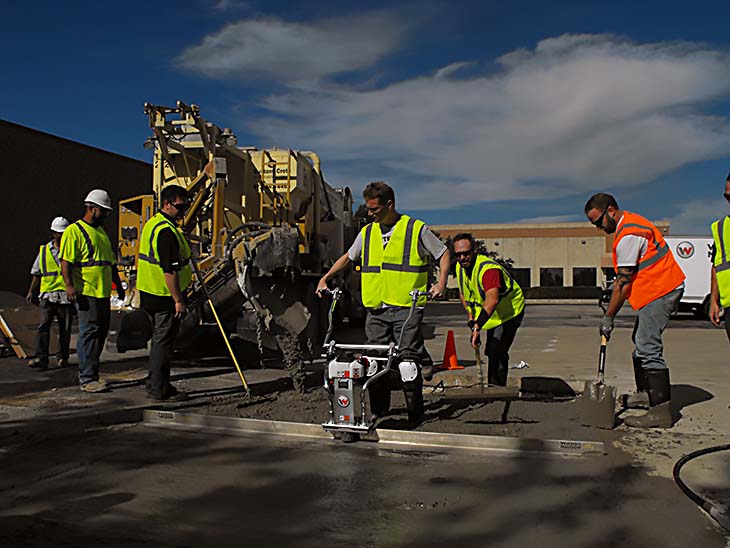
[360,215,429,308]
[456,254,525,330]
[60,221,115,298]
[137,212,193,297]
[38,242,66,293]
[712,216,730,308]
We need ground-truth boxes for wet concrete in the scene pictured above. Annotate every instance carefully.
[1,302,729,545]
[0,420,726,548]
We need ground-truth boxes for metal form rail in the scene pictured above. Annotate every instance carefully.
[143,409,606,458]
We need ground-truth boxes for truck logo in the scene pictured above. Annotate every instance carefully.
[337,395,350,408]
[676,241,694,259]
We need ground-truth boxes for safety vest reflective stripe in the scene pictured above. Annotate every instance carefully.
[616,222,670,272]
[636,241,670,271]
[39,243,66,293]
[74,223,114,267]
[712,217,730,308]
[361,224,380,273]
[456,255,524,329]
[714,217,730,272]
[360,215,429,307]
[138,221,191,267]
[39,245,59,276]
[612,212,685,310]
[137,213,193,297]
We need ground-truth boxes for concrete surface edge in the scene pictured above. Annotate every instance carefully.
[143,410,606,457]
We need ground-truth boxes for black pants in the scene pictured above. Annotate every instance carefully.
[364,307,430,419]
[35,299,73,363]
[145,308,181,396]
[484,311,524,386]
[724,307,730,342]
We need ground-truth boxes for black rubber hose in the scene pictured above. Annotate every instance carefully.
[673,444,730,532]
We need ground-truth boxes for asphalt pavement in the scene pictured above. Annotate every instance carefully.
[0,301,728,546]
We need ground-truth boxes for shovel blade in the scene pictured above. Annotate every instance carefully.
[579,379,617,429]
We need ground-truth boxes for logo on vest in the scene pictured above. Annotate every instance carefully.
[675,241,694,259]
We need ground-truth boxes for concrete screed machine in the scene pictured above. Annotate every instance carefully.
[114,101,363,391]
[320,288,427,442]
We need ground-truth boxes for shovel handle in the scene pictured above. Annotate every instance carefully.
[598,335,607,383]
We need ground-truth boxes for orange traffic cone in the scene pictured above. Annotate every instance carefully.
[439,329,464,370]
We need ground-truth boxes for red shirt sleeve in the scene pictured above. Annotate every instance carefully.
[481,269,502,292]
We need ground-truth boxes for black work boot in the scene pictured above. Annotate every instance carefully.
[624,369,674,428]
[367,380,391,423]
[623,356,649,409]
[403,384,425,427]
[487,360,508,387]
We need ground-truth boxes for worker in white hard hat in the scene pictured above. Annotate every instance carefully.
[26,216,74,370]
[59,189,125,393]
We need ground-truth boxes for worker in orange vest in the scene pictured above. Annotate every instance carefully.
[585,193,685,428]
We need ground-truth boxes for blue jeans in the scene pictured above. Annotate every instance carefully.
[75,295,110,385]
[631,287,683,371]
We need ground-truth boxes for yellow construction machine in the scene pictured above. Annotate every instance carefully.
[115,101,363,390]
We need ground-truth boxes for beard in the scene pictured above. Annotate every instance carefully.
[604,215,618,234]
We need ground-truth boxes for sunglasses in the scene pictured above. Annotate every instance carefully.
[454,249,473,258]
[591,209,608,227]
[171,201,189,211]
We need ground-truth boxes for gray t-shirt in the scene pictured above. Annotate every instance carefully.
[347,218,447,263]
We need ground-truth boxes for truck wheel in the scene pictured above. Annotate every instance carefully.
[695,296,711,320]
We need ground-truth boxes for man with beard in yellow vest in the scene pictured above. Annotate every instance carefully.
[26,216,73,370]
[710,173,730,340]
[60,189,125,393]
[453,233,525,387]
[137,184,193,402]
[317,181,450,426]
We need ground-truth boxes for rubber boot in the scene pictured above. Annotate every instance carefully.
[622,356,649,409]
[403,382,424,427]
[367,379,391,422]
[487,358,508,387]
[624,369,674,428]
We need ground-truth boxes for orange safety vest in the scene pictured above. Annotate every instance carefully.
[612,211,685,310]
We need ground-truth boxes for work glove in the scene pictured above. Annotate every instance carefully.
[599,315,614,341]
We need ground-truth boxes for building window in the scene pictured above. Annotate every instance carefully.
[512,268,531,288]
[602,267,616,284]
[573,267,597,287]
[540,268,564,287]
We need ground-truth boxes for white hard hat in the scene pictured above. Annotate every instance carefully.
[84,189,112,210]
[50,216,70,233]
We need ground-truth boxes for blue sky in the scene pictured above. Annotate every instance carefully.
[3,0,730,233]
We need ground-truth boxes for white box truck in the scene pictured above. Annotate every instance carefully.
[665,236,714,318]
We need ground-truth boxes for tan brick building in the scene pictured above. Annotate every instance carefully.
[431,221,671,289]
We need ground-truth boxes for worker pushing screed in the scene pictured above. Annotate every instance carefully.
[317,181,450,426]
[584,193,686,428]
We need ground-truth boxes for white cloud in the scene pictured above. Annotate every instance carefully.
[180,25,730,212]
[242,33,730,209]
[177,12,408,83]
[668,199,729,235]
